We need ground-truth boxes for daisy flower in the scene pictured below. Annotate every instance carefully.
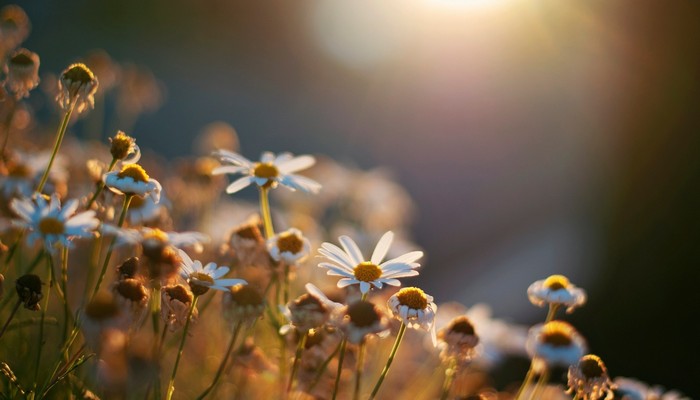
[212,150,321,194]
[56,63,99,114]
[337,299,389,344]
[10,194,99,250]
[567,354,615,400]
[280,283,342,334]
[437,315,480,363]
[526,320,587,369]
[267,228,311,264]
[222,284,265,325]
[318,231,423,295]
[177,249,246,296]
[161,284,197,332]
[527,274,587,313]
[388,287,438,346]
[104,164,161,202]
[5,48,40,99]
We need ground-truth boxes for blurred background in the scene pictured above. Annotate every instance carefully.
[13,0,700,396]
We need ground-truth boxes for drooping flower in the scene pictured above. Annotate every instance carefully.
[161,284,197,332]
[56,63,99,114]
[0,5,31,52]
[267,228,311,265]
[280,283,342,334]
[10,194,99,250]
[104,164,161,202]
[15,273,42,311]
[318,231,423,295]
[337,299,389,344]
[5,48,40,99]
[212,150,321,194]
[527,274,587,313]
[567,354,615,400]
[526,320,587,369]
[177,249,246,296]
[388,287,438,346]
[221,283,265,326]
[438,315,480,363]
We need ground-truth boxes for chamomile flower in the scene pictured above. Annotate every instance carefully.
[212,150,321,194]
[5,48,40,99]
[104,164,161,202]
[267,228,311,264]
[566,354,615,400]
[280,283,342,334]
[10,194,99,250]
[318,231,423,295]
[527,274,587,313]
[161,284,197,332]
[526,321,587,369]
[337,299,390,344]
[438,315,480,363]
[56,63,99,114]
[177,249,246,296]
[388,287,438,346]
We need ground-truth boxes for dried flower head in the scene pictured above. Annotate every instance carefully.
[438,315,480,362]
[109,131,140,163]
[281,290,331,334]
[112,278,149,327]
[567,354,615,400]
[267,228,311,265]
[161,284,197,332]
[56,63,99,114]
[0,5,30,51]
[5,48,40,99]
[338,299,389,344]
[15,273,42,310]
[116,257,139,279]
[222,283,265,325]
[526,321,587,368]
[527,274,587,313]
[388,286,438,345]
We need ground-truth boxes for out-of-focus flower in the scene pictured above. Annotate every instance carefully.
[612,377,690,400]
[194,121,239,155]
[388,287,438,346]
[112,278,149,327]
[221,283,265,326]
[0,5,30,53]
[1,151,67,199]
[438,315,479,363]
[125,194,163,225]
[526,321,587,369]
[10,194,99,250]
[115,63,163,118]
[212,150,321,194]
[83,49,119,94]
[15,273,42,310]
[566,354,615,400]
[318,231,422,295]
[56,63,98,114]
[222,215,267,265]
[267,228,310,265]
[337,299,389,344]
[161,284,197,332]
[116,257,139,279]
[5,48,39,99]
[104,164,161,202]
[280,283,341,334]
[105,226,208,254]
[177,249,246,296]
[527,274,587,313]
[109,131,140,163]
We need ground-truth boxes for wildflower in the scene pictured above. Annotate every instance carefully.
[116,257,139,279]
[388,287,438,345]
[338,299,389,344]
[0,5,30,51]
[126,194,164,225]
[15,273,42,310]
[1,151,66,198]
[267,228,311,265]
[5,48,39,99]
[83,49,119,94]
[10,194,99,250]
[177,249,246,296]
[527,274,587,313]
[212,150,321,194]
[438,315,480,362]
[161,284,197,332]
[526,320,587,368]
[612,377,689,400]
[318,231,423,295]
[104,164,161,202]
[112,278,149,327]
[221,283,265,325]
[56,63,99,114]
[281,283,341,334]
[109,131,140,163]
[115,63,163,117]
[567,354,615,400]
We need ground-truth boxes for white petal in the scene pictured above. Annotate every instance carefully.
[319,243,355,269]
[319,263,354,277]
[383,270,420,279]
[359,281,371,294]
[213,150,252,167]
[371,231,394,265]
[226,176,254,194]
[260,152,275,163]
[211,165,248,175]
[277,155,315,174]
[215,278,247,287]
[339,235,364,265]
[283,174,322,194]
[337,278,357,288]
[318,247,355,270]
[381,251,423,266]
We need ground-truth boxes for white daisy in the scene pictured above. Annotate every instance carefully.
[388,287,438,346]
[55,63,99,114]
[318,231,423,295]
[212,150,321,194]
[526,321,587,369]
[267,228,311,264]
[125,194,164,225]
[104,164,161,203]
[566,354,615,400]
[527,274,587,313]
[177,248,246,295]
[10,194,99,250]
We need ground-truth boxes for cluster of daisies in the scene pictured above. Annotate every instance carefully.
[0,4,690,400]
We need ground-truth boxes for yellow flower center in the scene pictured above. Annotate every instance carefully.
[62,63,96,85]
[110,131,135,160]
[544,274,570,291]
[277,232,303,254]
[229,284,264,307]
[38,217,65,235]
[353,262,381,282]
[579,355,606,378]
[117,164,150,183]
[540,321,574,347]
[448,316,475,336]
[347,300,381,327]
[396,287,428,310]
[143,228,168,243]
[193,272,215,285]
[253,162,279,179]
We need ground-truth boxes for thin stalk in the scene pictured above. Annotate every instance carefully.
[85,157,117,209]
[331,338,348,400]
[527,368,549,400]
[151,284,162,400]
[36,100,76,193]
[196,322,243,400]
[0,98,16,158]
[308,339,343,392]
[258,187,274,239]
[0,300,21,340]
[90,194,132,300]
[34,255,54,384]
[165,295,199,400]
[514,366,535,400]
[439,357,457,400]
[2,230,24,269]
[283,264,290,305]
[545,303,560,323]
[353,341,366,400]
[60,246,70,343]
[368,322,407,400]
[287,330,308,393]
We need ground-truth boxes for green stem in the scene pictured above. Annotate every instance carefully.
[307,338,343,392]
[37,99,76,193]
[439,357,457,400]
[0,300,21,340]
[196,322,243,400]
[331,338,348,400]
[0,98,16,159]
[151,284,163,400]
[90,194,132,300]
[514,365,535,400]
[85,157,117,209]
[527,368,549,400]
[353,341,366,400]
[60,246,70,344]
[165,295,199,400]
[283,264,290,305]
[34,253,54,384]
[369,322,407,400]
[258,187,274,239]
[545,303,561,323]
[287,330,308,393]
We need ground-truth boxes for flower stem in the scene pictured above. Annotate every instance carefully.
[287,330,308,393]
[545,303,560,323]
[151,283,163,400]
[0,98,16,159]
[60,246,70,344]
[36,99,76,193]
[85,157,117,209]
[439,357,457,400]
[259,187,274,239]
[165,295,199,400]
[90,194,133,301]
[34,254,54,384]
[353,341,366,400]
[527,368,549,400]
[369,322,407,400]
[331,338,348,400]
[308,338,343,392]
[514,365,535,400]
[196,322,243,400]
[0,300,21,340]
